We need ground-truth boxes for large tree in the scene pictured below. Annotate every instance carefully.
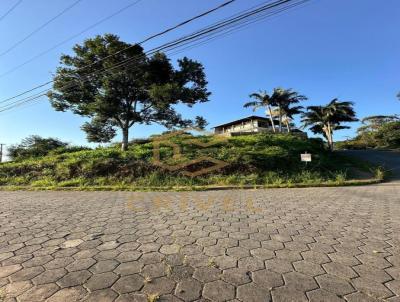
[48,34,210,151]
[302,99,358,151]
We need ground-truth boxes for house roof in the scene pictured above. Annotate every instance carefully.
[212,115,276,129]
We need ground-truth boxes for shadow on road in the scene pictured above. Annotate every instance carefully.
[340,150,400,182]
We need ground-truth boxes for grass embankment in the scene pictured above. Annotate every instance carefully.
[0,133,379,190]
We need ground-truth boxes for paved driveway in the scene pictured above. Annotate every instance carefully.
[1,186,400,301]
[340,150,400,182]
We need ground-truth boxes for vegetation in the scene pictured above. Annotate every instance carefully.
[337,115,400,150]
[243,88,307,133]
[6,135,89,161]
[0,133,376,189]
[48,34,210,151]
[302,99,358,151]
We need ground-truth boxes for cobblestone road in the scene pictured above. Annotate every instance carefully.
[1,185,400,301]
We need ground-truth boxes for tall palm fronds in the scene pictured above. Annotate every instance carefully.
[271,88,307,132]
[244,91,277,132]
[302,99,358,150]
[244,88,306,133]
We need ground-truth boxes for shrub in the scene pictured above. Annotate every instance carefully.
[0,132,351,187]
[7,135,69,161]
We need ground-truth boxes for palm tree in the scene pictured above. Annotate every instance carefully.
[244,88,307,133]
[281,104,304,132]
[271,88,307,132]
[302,99,358,151]
[244,91,277,133]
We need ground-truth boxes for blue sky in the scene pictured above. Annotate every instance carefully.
[0,0,399,154]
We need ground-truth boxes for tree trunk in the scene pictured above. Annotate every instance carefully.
[278,106,283,133]
[285,119,291,133]
[326,122,334,151]
[266,105,276,133]
[121,127,129,151]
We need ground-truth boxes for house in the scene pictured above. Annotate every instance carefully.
[213,115,307,137]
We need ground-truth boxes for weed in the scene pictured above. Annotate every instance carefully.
[373,166,386,180]
[144,276,152,284]
[164,263,173,277]
[0,133,376,188]
[207,257,216,267]
[147,293,160,302]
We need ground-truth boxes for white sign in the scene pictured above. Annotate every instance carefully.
[301,153,312,162]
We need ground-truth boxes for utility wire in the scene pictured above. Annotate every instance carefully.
[0,0,83,57]
[0,0,237,104]
[0,0,143,78]
[0,0,311,113]
[0,0,22,22]
[0,0,308,112]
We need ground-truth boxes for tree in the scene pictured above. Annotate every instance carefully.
[244,88,306,133]
[302,99,358,151]
[244,91,277,133]
[358,115,399,135]
[271,88,307,133]
[48,34,210,151]
[8,135,68,160]
[194,116,209,130]
[374,121,400,148]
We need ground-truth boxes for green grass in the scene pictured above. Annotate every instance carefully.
[0,133,379,190]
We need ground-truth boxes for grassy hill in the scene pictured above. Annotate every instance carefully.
[0,133,377,190]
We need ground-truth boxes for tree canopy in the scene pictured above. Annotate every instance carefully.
[243,88,306,133]
[7,135,68,160]
[302,99,358,150]
[48,34,210,150]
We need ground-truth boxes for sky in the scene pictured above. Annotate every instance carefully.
[0,0,399,156]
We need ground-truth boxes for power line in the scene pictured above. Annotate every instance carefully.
[139,0,236,45]
[0,0,22,22]
[0,0,311,113]
[0,0,236,104]
[0,0,309,113]
[167,0,311,56]
[0,0,83,57]
[0,0,143,78]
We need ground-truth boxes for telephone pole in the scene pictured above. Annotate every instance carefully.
[0,143,4,163]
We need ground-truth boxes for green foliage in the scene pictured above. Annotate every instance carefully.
[7,135,69,161]
[338,121,400,150]
[373,166,386,181]
[302,99,358,150]
[243,88,307,133]
[48,34,210,150]
[0,133,362,187]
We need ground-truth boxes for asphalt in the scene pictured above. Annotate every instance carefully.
[340,150,400,182]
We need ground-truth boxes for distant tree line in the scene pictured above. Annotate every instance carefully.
[7,135,89,161]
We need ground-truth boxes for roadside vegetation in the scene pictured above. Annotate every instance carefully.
[0,133,377,190]
[1,33,390,190]
[336,116,400,150]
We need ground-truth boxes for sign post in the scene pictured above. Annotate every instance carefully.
[301,152,312,166]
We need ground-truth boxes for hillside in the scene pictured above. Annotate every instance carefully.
[0,133,375,189]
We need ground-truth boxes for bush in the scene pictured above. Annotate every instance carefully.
[337,121,400,150]
[0,132,353,187]
[8,135,69,161]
